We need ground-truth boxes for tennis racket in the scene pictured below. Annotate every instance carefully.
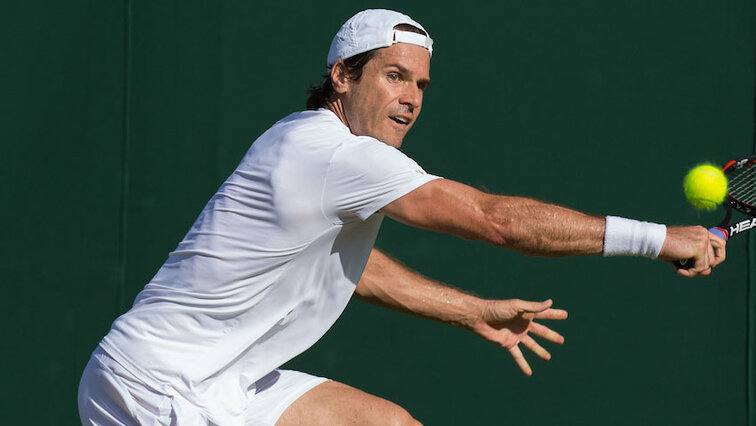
[705,155,756,240]
[677,155,756,268]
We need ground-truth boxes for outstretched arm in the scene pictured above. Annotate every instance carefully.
[380,179,725,276]
[355,249,567,376]
[383,179,605,256]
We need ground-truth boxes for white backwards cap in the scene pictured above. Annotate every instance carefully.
[327,9,433,67]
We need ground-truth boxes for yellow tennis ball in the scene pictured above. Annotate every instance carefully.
[683,163,728,210]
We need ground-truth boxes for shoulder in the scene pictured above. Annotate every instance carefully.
[243,109,355,162]
[273,109,354,141]
[333,135,419,170]
[273,110,415,161]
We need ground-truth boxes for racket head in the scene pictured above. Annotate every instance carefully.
[722,155,756,216]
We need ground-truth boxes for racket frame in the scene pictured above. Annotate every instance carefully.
[718,155,756,240]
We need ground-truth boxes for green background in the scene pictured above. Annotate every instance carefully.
[2,1,754,424]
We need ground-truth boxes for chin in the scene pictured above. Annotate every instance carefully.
[369,125,407,148]
[385,138,403,149]
[386,132,408,148]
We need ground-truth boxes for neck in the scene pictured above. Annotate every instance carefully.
[324,98,351,132]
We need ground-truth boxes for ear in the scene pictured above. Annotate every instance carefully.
[330,61,350,94]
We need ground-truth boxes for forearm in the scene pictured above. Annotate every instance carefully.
[480,195,605,256]
[354,248,484,329]
[383,179,605,257]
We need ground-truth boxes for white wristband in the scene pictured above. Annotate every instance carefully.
[603,216,667,258]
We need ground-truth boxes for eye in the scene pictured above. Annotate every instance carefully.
[387,72,400,82]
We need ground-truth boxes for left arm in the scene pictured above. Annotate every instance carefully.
[355,248,567,375]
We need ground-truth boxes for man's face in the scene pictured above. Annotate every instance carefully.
[340,43,431,148]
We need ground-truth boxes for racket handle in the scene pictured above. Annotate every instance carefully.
[708,227,727,240]
[674,227,728,269]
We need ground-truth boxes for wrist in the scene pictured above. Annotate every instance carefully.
[455,297,489,331]
[603,216,667,258]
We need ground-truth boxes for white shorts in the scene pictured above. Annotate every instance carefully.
[78,347,329,425]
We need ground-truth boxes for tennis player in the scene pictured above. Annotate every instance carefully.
[78,9,726,425]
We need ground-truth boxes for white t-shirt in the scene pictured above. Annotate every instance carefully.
[99,109,441,423]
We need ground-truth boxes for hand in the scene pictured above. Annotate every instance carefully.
[658,226,727,277]
[467,299,567,376]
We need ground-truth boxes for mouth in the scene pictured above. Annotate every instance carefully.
[388,115,412,127]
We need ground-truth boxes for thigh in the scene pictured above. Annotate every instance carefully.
[276,381,421,426]
[78,354,138,426]
[78,349,175,426]
[245,369,329,425]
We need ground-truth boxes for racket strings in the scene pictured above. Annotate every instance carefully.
[728,166,756,206]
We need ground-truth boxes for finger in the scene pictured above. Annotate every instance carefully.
[508,345,532,376]
[691,246,710,276]
[709,232,726,247]
[713,246,726,267]
[705,242,716,270]
[533,308,568,320]
[676,265,711,277]
[521,335,551,361]
[695,254,709,274]
[515,299,553,314]
[529,322,565,345]
[710,236,726,267]
[696,240,714,276]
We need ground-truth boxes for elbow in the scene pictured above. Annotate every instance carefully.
[483,225,509,247]
[478,201,532,250]
[485,225,531,249]
[475,195,564,256]
[485,219,553,257]
[478,209,514,248]
[489,237,509,248]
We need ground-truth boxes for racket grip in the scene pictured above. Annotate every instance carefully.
[674,227,728,269]
[708,227,727,240]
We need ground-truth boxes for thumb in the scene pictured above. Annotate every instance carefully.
[519,299,553,312]
[516,299,553,319]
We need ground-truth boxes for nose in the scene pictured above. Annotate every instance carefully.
[399,84,422,111]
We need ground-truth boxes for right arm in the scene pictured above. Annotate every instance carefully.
[380,179,725,276]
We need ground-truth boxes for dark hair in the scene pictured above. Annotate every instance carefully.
[306,23,428,110]
[306,50,378,110]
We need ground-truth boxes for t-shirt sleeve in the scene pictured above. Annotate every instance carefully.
[323,137,442,222]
